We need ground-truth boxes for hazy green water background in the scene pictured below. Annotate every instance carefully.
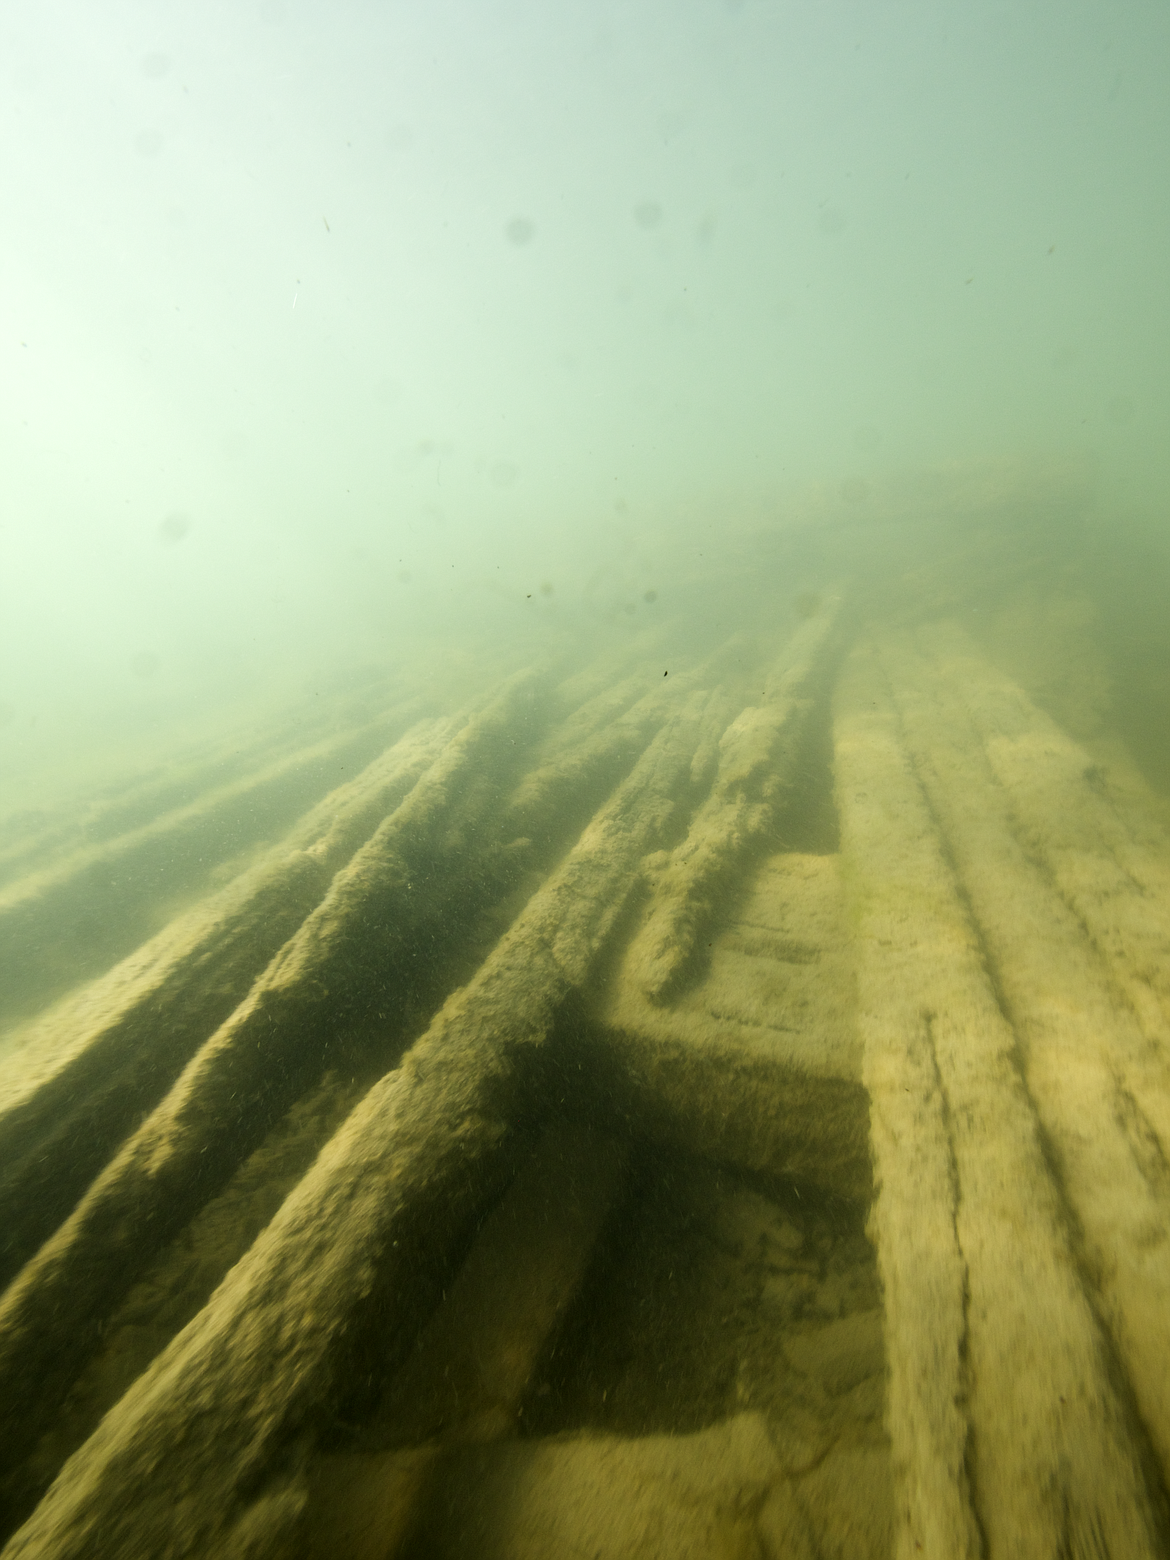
[2,0,1168,811]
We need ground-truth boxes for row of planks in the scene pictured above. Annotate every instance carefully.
[0,600,1167,1557]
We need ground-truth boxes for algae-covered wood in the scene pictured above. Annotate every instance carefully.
[1,470,1169,1560]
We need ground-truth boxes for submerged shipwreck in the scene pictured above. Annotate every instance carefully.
[0,463,1168,1559]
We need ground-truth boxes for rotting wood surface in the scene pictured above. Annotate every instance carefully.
[0,715,455,1289]
[1,585,1168,1560]
[0,705,424,1030]
[0,682,724,1560]
[0,672,546,1472]
[835,641,1167,1560]
[624,601,841,1004]
[877,630,1170,1489]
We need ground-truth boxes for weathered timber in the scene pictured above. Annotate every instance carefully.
[623,600,841,1003]
[595,851,869,1201]
[0,707,423,1027]
[921,619,1170,1147]
[0,672,544,1471]
[296,1124,629,1557]
[835,642,1166,1560]
[875,630,1170,1490]
[0,717,453,1287]
[0,688,718,1560]
[502,626,767,839]
[0,683,411,890]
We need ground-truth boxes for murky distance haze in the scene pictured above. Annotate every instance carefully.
[2,0,1166,811]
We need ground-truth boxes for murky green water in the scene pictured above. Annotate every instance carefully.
[1,5,1168,1557]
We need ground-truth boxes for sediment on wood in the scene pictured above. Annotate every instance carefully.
[504,676,683,834]
[0,688,719,1560]
[593,850,869,1201]
[0,717,454,1289]
[623,602,841,1004]
[0,671,548,1473]
[0,706,424,1029]
[0,632,741,1490]
[0,681,413,890]
[836,642,1167,1560]
[920,620,1170,1145]
[295,1124,629,1558]
[874,630,1170,1489]
[501,627,764,839]
[834,648,979,1560]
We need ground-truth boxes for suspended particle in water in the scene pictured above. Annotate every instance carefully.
[159,512,192,544]
[817,206,846,235]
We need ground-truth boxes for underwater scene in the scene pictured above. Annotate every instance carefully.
[1,4,1169,1557]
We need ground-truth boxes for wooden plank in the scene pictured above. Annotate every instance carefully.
[835,640,1164,1560]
